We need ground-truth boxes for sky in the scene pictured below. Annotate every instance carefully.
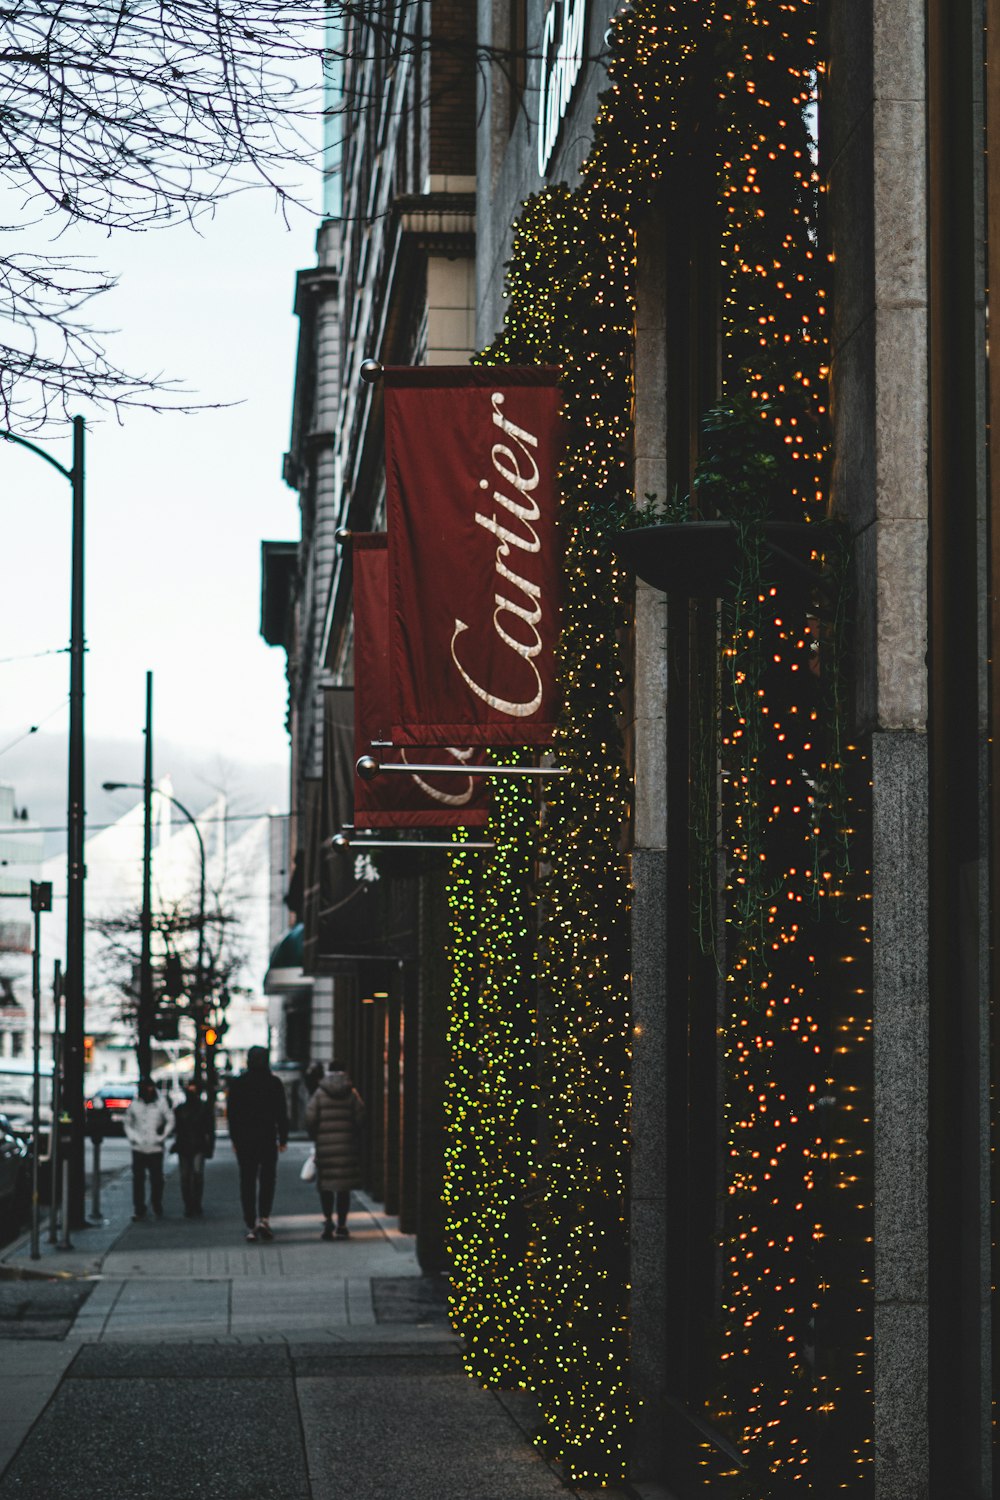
[0,167,324,840]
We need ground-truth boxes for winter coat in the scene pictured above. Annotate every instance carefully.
[227,1067,289,1157]
[123,1093,173,1155]
[172,1097,215,1159]
[305,1072,365,1191]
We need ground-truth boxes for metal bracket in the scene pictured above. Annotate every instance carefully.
[356,755,570,782]
[330,830,494,852]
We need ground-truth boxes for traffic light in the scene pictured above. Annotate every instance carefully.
[30,881,53,913]
[203,1026,219,1048]
[163,954,185,998]
[153,1007,180,1042]
[83,1035,94,1066]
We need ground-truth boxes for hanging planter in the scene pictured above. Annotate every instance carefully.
[611,518,827,597]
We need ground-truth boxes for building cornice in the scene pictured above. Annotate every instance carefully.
[393,191,476,257]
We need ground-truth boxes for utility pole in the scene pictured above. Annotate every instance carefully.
[138,671,154,1079]
[65,414,86,1224]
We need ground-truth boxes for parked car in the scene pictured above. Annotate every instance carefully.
[85,1081,139,1137]
[0,1089,52,1139]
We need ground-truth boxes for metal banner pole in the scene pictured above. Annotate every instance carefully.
[356,756,570,781]
[330,833,494,851]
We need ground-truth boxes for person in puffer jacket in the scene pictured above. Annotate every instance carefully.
[305,1061,365,1240]
[123,1078,173,1220]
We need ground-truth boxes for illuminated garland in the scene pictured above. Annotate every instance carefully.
[443,765,539,1388]
[506,191,635,1480]
[442,839,485,1352]
[441,0,871,1490]
[693,6,870,1492]
[459,182,635,1485]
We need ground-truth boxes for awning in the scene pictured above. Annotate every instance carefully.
[263,923,311,996]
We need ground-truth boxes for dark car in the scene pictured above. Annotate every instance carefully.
[85,1081,139,1138]
[0,1119,29,1232]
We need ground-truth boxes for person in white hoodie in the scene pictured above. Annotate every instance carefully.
[123,1078,173,1220]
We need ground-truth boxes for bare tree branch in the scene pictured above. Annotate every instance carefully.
[0,0,325,426]
[0,1,606,426]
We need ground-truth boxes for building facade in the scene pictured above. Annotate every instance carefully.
[265,2,996,1495]
[264,0,479,1261]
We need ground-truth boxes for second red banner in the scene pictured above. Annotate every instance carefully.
[352,533,489,829]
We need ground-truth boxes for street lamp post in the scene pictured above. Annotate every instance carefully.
[102,779,208,1086]
[1,418,87,1228]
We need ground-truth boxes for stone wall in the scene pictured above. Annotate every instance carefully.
[827,2,931,1494]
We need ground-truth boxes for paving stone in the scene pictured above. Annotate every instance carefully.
[70,1342,290,1380]
[0,1282,93,1340]
[294,1350,462,1380]
[371,1273,450,1324]
[0,1371,308,1500]
[298,1370,570,1500]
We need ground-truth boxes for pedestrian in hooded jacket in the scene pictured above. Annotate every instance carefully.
[305,1060,365,1240]
[123,1078,173,1221]
[226,1045,288,1242]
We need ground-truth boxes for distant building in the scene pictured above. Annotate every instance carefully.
[40,780,272,1086]
[0,784,44,1062]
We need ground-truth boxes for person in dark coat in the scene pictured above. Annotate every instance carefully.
[305,1060,365,1240]
[172,1080,215,1218]
[227,1045,289,1242]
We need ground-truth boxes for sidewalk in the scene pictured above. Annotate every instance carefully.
[0,1142,659,1500]
[2,1139,425,1341]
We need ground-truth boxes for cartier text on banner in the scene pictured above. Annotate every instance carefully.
[383,366,563,747]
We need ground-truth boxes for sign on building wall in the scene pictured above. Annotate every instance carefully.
[537,0,589,176]
[351,533,489,827]
[383,366,564,747]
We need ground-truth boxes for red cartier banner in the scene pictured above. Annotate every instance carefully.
[352,533,489,829]
[383,366,563,746]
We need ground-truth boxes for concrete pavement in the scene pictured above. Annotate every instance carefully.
[0,1140,665,1500]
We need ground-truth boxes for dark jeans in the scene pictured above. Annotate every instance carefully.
[131,1151,164,1216]
[237,1148,277,1228]
[319,1188,351,1227]
[178,1152,205,1214]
